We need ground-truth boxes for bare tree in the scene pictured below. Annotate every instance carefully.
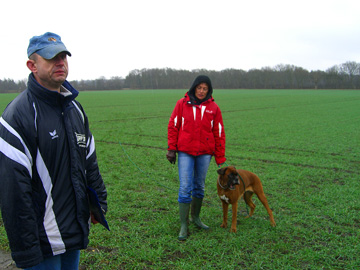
[340,61,360,89]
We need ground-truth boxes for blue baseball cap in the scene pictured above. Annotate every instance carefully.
[27,32,71,59]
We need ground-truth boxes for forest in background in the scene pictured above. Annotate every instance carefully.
[1,61,359,93]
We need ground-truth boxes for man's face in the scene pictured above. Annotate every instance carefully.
[195,83,209,100]
[27,52,69,92]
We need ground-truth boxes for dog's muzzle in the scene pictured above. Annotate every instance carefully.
[227,174,240,190]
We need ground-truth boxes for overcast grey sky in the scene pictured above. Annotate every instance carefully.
[1,0,359,81]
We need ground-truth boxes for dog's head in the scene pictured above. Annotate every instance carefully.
[217,166,240,190]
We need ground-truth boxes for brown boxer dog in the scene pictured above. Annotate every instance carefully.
[217,166,276,232]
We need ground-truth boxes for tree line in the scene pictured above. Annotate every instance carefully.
[1,61,359,93]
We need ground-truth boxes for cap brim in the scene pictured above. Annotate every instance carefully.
[36,44,71,59]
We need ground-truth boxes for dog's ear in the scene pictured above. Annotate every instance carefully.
[217,167,227,175]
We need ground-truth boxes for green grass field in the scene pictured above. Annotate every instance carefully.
[1,89,359,269]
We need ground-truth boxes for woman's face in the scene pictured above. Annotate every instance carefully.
[195,83,209,100]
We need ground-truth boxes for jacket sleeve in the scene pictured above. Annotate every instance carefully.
[84,115,107,213]
[0,113,44,268]
[212,105,226,165]
[167,99,183,151]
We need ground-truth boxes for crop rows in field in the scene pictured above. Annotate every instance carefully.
[2,89,358,269]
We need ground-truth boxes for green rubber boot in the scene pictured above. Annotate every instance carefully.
[190,197,209,230]
[178,203,190,241]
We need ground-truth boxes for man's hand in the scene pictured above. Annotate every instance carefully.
[90,213,99,224]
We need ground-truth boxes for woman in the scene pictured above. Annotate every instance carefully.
[167,75,226,240]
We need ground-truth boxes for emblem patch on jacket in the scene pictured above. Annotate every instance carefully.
[75,132,86,148]
[49,130,59,140]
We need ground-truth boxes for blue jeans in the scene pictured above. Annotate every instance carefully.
[177,152,212,203]
[24,250,80,270]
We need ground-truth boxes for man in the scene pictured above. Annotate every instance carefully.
[0,32,108,269]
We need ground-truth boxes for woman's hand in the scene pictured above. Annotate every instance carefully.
[166,150,176,164]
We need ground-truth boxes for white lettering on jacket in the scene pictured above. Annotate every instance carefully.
[75,132,86,148]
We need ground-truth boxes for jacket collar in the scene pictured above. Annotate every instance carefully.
[27,73,78,106]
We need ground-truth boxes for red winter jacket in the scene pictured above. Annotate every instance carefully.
[167,92,226,165]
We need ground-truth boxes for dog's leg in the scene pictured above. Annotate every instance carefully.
[243,191,256,218]
[230,202,238,233]
[220,201,228,228]
[256,191,276,227]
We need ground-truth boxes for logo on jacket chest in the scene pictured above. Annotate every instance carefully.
[75,132,86,148]
[49,130,59,140]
